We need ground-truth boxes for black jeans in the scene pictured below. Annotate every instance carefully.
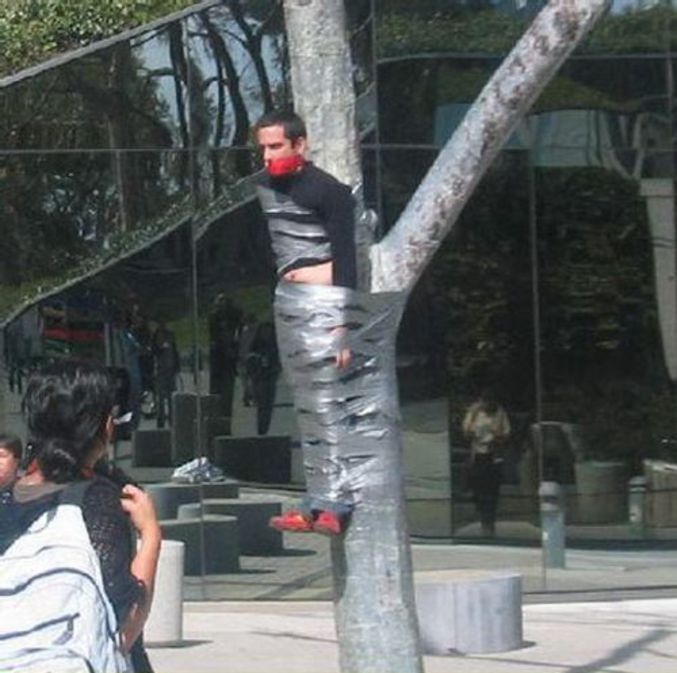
[470,453,502,530]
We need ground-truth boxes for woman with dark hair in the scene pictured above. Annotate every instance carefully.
[0,359,160,672]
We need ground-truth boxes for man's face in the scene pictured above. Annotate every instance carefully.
[257,124,305,167]
[0,446,19,489]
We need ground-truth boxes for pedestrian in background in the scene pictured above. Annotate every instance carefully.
[463,390,511,537]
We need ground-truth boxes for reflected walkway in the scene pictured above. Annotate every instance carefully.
[4,383,677,602]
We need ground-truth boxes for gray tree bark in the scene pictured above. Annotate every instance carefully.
[282,0,361,188]
[283,5,422,672]
[282,1,611,672]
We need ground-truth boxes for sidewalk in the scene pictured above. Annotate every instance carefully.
[147,597,677,673]
[147,537,677,671]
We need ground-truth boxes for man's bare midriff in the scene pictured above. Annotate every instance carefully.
[281,259,351,368]
[283,260,333,285]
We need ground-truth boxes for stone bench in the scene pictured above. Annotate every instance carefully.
[159,515,240,575]
[415,571,522,655]
[644,460,677,526]
[212,435,291,483]
[147,481,240,519]
[177,494,284,555]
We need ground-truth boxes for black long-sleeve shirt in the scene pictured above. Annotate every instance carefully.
[258,163,357,289]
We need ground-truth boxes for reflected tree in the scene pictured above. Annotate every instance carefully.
[168,21,192,190]
[227,0,281,112]
[199,10,252,185]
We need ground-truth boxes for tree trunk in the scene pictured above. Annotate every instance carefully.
[282,0,361,188]
[105,46,140,232]
[200,12,252,178]
[284,3,421,672]
[282,1,611,672]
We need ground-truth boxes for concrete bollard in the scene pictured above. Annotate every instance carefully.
[539,481,565,569]
[144,540,184,646]
[628,475,647,535]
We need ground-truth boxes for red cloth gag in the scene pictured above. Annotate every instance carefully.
[266,154,305,177]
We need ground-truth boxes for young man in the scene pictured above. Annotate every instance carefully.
[255,110,357,535]
[0,433,22,492]
[256,111,356,290]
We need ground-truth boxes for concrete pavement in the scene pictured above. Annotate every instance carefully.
[146,536,677,671]
[147,598,677,673]
[5,378,677,670]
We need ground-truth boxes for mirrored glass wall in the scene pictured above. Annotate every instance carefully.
[2,0,677,602]
[374,0,677,595]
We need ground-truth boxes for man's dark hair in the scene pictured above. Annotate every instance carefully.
[0,433,22,461]
[255,110,307,143]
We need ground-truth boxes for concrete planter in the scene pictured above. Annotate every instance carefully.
[644,460,677,527]
[573,461,627,524]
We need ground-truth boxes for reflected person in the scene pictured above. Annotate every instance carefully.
[462,390,511,537]
[245,321,280,436]
[208,295,243,427]
[152,322,180,429]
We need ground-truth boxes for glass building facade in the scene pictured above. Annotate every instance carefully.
[2,0,677,599]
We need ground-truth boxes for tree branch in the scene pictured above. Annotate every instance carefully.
[371,0,612,294]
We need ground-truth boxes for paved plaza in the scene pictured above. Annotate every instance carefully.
[4,382,677,671]
[148,597,677,673]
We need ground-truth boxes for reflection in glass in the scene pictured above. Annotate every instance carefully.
[379,147,537,538]
[0,149,192,325]
[2,0,677,605]
[187,2,287,150]
[0,23,193,152]
[536,159,677,529]
[194,188,293,442]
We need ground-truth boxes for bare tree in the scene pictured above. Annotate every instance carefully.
[200,11,252,181]
[227,0,280,112]
[283,1,612,672]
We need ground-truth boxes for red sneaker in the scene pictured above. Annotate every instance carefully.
[269,509,314,533]
[312,510,344,536]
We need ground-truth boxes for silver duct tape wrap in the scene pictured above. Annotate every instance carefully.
[258,185,332,275]
[275,281,406,509]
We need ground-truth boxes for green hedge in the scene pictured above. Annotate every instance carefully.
[0,0,198,78]
[378,6,677,58]
[4,3,674,81]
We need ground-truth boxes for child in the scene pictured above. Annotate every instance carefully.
[0,433,22,491]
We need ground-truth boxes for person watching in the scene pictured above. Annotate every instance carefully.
[0,433,22,492]
[0,360,161,671]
